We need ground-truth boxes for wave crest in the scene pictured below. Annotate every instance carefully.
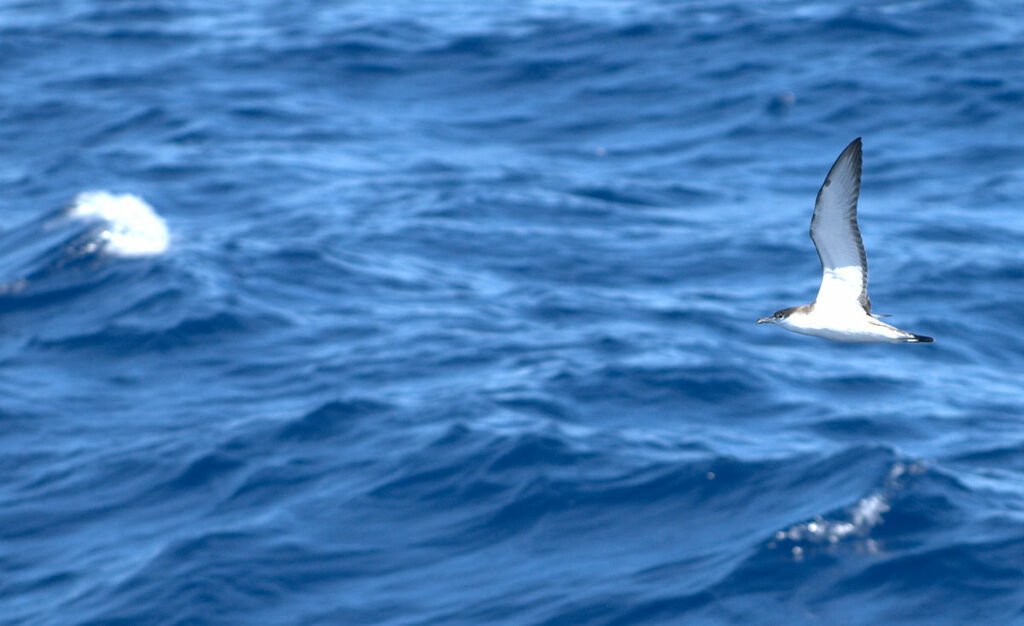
[69,191,169,257]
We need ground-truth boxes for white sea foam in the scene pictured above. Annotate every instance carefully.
[768,461,926,560]
[70,191,169,257]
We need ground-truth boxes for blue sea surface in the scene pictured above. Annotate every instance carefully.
[2,1,1024,624]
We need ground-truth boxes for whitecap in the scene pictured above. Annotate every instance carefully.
[767,461,926,557]
[69,191,169,257]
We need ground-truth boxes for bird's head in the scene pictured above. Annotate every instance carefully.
[757,307,797,326]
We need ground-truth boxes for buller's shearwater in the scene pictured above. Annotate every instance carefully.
[757,138,933,343]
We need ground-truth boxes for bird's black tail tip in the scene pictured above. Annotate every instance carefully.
[908,334,934,343]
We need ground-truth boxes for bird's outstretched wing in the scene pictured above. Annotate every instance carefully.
[810,138,869,312]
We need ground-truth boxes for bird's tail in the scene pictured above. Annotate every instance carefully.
[904,333,934,343]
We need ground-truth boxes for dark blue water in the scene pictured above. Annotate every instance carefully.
[3,2,1024,624]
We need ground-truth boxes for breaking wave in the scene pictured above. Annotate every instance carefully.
[69,191,169,257]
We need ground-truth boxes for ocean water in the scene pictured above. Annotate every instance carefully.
[2,1,1024,624]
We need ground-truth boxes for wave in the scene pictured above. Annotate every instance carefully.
[765,460,928,560]
[68,191,169,257]
[0,190,168,296]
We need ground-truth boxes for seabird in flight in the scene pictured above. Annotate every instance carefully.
[757,138,933,343]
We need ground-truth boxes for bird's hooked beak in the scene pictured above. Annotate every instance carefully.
[756,317,772,325]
